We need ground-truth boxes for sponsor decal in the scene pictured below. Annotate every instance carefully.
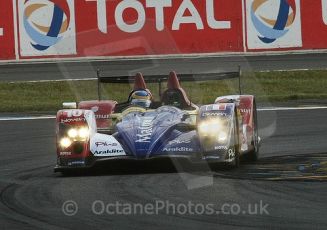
[95,114,111,119]
[136,118,153,143]
[203,155,220,160]
[228,148,235,155]
[163,147,193,152]
[90,106,110,119]
[64,110,83,118]
[90,133,126,156]
[18,0,76,56]
[228,148,235,159]
[168,139,191,145]
[239,108,251,114]
[214,146,228,150]
[60,151,72,156]
[94,149,124,155]
[202,112,229,117]
[206,104,227,111]
[60,117,85,123]
[68,160,85,166]
[95,142,118,147]
[246,0,302,49]
[212,104,227,111]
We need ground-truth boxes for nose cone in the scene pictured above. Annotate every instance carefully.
[116,106,187,159]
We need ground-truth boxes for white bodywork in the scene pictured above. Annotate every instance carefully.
[90,133,126,157]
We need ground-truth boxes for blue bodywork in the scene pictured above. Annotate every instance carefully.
[115,106,201,159]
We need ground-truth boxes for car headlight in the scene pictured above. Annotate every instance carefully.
[60,137,72,148]
[198,122,211,133]
[67,127,89,140]
[78,127,89,139]
[198,119,229,142]
[67,128,78,138]
[198,120,222,136]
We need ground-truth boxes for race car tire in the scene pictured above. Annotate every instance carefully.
[245,100,259,162]
[59,169,83,177]
[229,109,240,168]
[60,170,72,177]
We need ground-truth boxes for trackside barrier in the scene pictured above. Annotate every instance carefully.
[0,0,327,61]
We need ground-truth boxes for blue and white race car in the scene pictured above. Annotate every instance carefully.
[55,71,259,174]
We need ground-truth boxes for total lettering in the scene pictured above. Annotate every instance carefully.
[85,0,231,33]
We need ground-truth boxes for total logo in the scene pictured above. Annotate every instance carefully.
[246,0,302,49]
[18,0,76,56]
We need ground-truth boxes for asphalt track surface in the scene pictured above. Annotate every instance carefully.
[0,108,327,229]
[1,53,327,82]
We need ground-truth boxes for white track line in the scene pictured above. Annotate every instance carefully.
[258,106,327,111]
[0,116,55,121]
[1,106,327,121]
[9,78,97,84]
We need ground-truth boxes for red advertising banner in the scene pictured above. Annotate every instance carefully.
[74,0,244,57]
[0,0,326,61]
[301,0,327,50]
[0,1,15,60]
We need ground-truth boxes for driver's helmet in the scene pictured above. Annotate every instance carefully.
[130,90,152,108]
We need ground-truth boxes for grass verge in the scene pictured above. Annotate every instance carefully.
[1,70,327,113]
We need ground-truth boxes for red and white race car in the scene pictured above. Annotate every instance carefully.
[55,70,260,173]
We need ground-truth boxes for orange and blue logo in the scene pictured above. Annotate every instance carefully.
[251,0,297,44]
[23,0,71,51]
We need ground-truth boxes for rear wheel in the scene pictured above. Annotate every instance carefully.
[246,101,259,162]
[229,110,240,168]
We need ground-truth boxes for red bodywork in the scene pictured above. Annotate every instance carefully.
[78,100,117,129]
[215,95,255,152]
[56,110,92,159]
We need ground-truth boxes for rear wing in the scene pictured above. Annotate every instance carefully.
[96,67,242,100]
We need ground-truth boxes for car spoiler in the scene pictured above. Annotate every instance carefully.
[96,67,242,99]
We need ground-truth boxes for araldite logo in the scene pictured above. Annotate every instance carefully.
[245,0,302,49]
[17,0,76,56]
